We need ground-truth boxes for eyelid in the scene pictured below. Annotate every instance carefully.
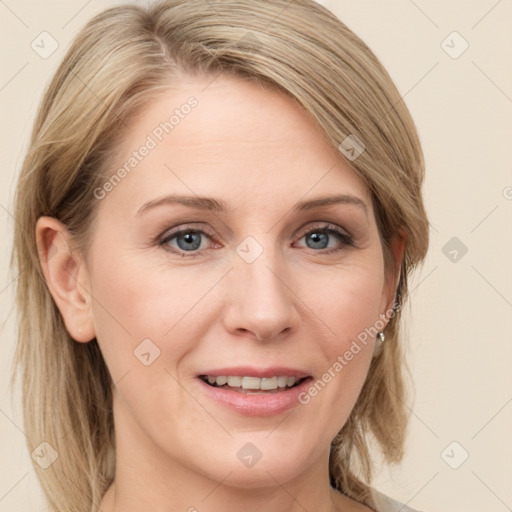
[295,223,354,251]
[296,221,351,237]
[158,221,351,241]
[158,223,216,244]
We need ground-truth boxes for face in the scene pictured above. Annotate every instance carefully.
[59,74,400,487]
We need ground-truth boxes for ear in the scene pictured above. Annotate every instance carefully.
[35,216,96,343]
[379,230,406,322]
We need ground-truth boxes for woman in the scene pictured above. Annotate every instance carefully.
[11,1,430,511]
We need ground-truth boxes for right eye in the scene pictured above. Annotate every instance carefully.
[160,226,218,257]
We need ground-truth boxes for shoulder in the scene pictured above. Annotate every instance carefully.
[370,487,424,512]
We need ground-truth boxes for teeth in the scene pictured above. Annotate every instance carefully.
[203,375,301,390]
[277,376,288,388]
[227,376,242,387]
[260,377,277,390]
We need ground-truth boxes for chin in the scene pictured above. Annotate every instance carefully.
[192,447,314,489]
[213,466,301,490]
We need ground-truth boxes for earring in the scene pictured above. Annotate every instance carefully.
[373,331,385,358]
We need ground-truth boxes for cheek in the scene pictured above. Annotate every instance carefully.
[299,259,385,420]
[87,246,223,379]
[311,258,385,347]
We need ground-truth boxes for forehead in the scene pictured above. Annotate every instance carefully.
[98,73,372,218]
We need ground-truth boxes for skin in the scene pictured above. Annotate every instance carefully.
[36,73,404,512]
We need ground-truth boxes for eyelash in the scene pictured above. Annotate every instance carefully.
[158,223,354,258]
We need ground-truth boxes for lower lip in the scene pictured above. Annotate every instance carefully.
[197,377,313,417]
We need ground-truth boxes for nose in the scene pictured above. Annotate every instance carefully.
[222,247,300,342]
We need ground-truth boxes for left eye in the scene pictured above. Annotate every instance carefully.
[297,225,353,253]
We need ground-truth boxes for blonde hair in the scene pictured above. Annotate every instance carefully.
[11,1,429,510]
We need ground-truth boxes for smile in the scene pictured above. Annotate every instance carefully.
[200,375,306,393]
[196,371,313,416]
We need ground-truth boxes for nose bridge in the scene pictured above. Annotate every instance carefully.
[242,246,287,304]
[223,235,299,341]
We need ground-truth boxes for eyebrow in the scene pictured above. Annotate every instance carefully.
[136,193,368,217]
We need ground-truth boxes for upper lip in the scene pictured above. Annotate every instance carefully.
[198,366,311,379]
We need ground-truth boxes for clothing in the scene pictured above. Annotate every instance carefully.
[371,487,423,512]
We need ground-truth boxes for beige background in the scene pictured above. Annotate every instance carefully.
[1,1,511,510]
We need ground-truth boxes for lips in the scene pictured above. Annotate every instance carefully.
[196,366,313,416]
[197,366,311,379]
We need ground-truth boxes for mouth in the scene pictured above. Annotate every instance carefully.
[195,366,313,416]
[196,373,313,416]
[198,374,308,394]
